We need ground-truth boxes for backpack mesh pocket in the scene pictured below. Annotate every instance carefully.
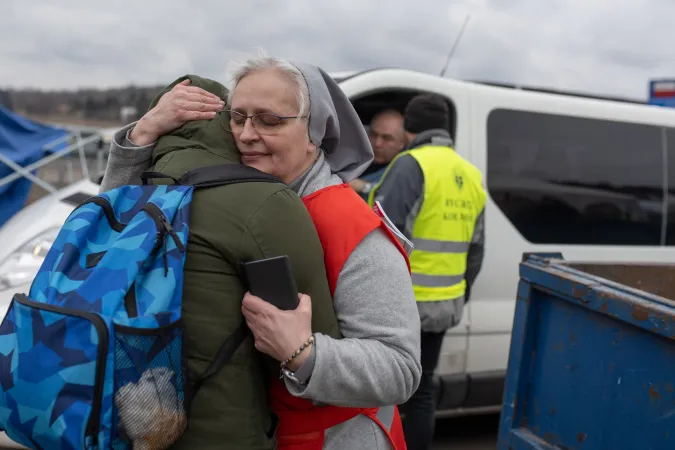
[111,321,187,450]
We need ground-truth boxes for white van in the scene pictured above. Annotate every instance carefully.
[2,68,675,421]
[336,69,675,416]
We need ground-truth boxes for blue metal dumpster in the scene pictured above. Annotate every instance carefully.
[498,253,675,450]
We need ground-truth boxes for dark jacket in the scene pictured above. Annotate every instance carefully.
[116,75,340,449]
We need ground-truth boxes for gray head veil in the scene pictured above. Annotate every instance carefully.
[290,61,373,182]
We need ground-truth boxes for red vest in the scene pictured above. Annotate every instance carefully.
[271,184,410,450]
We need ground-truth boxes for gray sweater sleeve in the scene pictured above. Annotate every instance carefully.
[284,228,422,407]
[99,122,156,193]
[465,207,486,302]
[467,209,485,271]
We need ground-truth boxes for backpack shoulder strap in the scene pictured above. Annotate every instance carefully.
[180,164,282,187]
[141,164,283,188]
[186,322,251,412]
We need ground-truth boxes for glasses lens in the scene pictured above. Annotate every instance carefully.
[252,114,283,133]
[224,111,291,135]
[224,110,244,132]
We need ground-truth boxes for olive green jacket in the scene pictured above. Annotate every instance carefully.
[102,75,339,450]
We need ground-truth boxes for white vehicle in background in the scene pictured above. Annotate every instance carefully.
[0,178,100,302]
[3,68,675,424]
[0,121,110,305]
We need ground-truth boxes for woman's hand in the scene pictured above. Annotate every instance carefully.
[130,79,224,146]
[241,292,314,371]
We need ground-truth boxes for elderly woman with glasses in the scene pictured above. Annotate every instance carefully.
[100,54,421,450]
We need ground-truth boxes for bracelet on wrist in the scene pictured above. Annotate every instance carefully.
[279,334,315,375]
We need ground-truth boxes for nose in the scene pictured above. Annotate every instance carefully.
[238,118,260,143]
[374,136,385,149]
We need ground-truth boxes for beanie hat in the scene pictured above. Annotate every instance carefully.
[403,94,450,134]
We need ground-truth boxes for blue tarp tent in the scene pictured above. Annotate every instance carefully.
[0,106,69,228]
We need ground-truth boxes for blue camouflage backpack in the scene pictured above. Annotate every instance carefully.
[0,164,280,449]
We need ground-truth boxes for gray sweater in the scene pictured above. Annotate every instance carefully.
[101,126,421,449]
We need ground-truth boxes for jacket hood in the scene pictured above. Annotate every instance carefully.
[407,128,454,150]
[149,74,240,165]
[290,62,373,182]
[148,69,373,182]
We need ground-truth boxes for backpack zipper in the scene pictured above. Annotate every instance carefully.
[13,294,108,449]
[144,204,185,252]
[142,203,186,276]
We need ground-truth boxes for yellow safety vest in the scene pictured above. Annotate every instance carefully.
[369,144,486,302]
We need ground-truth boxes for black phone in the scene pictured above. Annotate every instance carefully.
[241,255,299,311]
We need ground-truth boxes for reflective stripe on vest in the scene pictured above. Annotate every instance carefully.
[371,144,486,302]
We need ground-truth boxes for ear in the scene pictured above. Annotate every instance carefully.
[307,140,317,155]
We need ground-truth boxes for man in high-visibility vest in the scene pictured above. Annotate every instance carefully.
[368,93,486,450]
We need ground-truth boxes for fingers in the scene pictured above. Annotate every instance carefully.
[243,308,267,353]
[183,86,223,101]
[166,81,224,125]
[244,319,264,352]
[242,292,257,313]
[183,92,223,106]
[242,292,272,315]
[178,99,223,112]
[242,304,261,331]
[297,294,312,312]
[173,80,222,102]
[175,102,222,116]
[171,95,223,123]
[175,109,218,122]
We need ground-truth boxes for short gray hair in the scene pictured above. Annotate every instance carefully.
[225,49,310,118]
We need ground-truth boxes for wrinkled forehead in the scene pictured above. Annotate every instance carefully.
[230,69,300,114]
[371,114,404,135]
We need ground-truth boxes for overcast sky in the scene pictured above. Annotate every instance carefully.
[1,0,673,100]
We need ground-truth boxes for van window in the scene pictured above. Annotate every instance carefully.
[666,128,675,245]
[350,89,456,141]
[487,109,664,246]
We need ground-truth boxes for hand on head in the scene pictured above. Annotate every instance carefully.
[131,79,224,146]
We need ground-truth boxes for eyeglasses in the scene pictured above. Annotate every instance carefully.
[224,110,309,135]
